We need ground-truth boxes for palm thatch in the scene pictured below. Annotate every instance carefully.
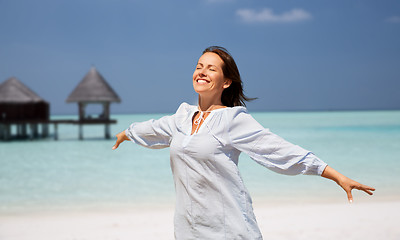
[0,77,47,103]
[66,67,121,103]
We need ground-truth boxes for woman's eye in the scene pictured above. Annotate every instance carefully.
[209,68,215,71]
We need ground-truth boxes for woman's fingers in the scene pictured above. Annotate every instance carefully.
[112,136,121,150]
[345,182,375,203]
[355,184,375,195]
[346,189,353,203]
[112,141,120,150]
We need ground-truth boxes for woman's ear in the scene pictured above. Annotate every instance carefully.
[223,79,232,89]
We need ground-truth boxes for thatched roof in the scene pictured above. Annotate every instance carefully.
[0,77,47,103]
[66,67,121,103]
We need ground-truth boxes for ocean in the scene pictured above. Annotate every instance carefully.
[1,110,399,214]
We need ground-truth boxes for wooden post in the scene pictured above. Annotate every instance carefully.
[79,124,83,140]
[103,102,110,120]
[103,102,111,139]
[105,124,110,139]
[33,124,39,138]
[4,124,11,140]
[79,102,87,121]
[0,124,4,140]
[42,123,49,138]
[54,123,58,140]
[29,124,34,140]
[21,124,27,138]
[17,124,22,138]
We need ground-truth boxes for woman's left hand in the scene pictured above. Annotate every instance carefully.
[321,166,375,203]
[337,175,375,203]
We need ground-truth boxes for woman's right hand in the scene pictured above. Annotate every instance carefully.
[112,131,130,150]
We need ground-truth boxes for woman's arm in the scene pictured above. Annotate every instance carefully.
[321,165,375,203]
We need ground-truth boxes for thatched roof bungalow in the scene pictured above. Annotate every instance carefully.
[0,77,49,121]
[66,67,120,121]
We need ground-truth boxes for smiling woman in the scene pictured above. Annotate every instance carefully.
[112,46,375,240]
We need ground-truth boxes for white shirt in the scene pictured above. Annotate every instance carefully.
[126,102,327,240]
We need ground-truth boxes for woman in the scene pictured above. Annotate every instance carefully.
[112,46,375,239]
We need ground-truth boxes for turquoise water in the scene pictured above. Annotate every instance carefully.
[1,110,399,213]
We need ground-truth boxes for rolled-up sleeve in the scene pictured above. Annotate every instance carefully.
[125,115,175,149]
[228,110,327,176]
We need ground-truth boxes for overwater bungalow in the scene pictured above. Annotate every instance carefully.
[0,77,50,140]
[66,67,121,139]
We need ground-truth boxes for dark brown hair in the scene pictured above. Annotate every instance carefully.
[202,46,256,107]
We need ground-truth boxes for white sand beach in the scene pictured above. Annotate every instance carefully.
[1,200,399,240]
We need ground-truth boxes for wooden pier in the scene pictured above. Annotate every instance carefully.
[1,68,121,141]
[0,119,116,141]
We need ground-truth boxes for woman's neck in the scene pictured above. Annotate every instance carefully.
[198,96,225,112]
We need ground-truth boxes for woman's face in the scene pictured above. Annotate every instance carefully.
[192,52,231,98]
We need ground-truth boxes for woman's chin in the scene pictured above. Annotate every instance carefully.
[193,87,209,94]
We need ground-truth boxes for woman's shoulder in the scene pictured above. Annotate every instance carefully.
[175,102,197,115]
[224,105,249,118]
[223,106,264,130]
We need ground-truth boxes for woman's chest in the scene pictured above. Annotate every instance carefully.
[170,131,220,161]
[170,111,233,161]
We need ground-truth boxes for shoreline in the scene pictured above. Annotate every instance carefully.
[1,200,399,240]
[2,191,398,216]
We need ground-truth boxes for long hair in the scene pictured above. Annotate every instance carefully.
[202,46,256,107]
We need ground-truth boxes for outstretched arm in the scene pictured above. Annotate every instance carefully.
[112,131,130,150]
[321,165,375,203]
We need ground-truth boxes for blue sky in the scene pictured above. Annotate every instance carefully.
[1,0,399,114]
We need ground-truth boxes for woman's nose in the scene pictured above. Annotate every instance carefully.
[199,69,206,76]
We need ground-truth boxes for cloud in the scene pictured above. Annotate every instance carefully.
[385,16,400,23]
[236,8,312,23]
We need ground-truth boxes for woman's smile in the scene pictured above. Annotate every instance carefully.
[196,79,210,84]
